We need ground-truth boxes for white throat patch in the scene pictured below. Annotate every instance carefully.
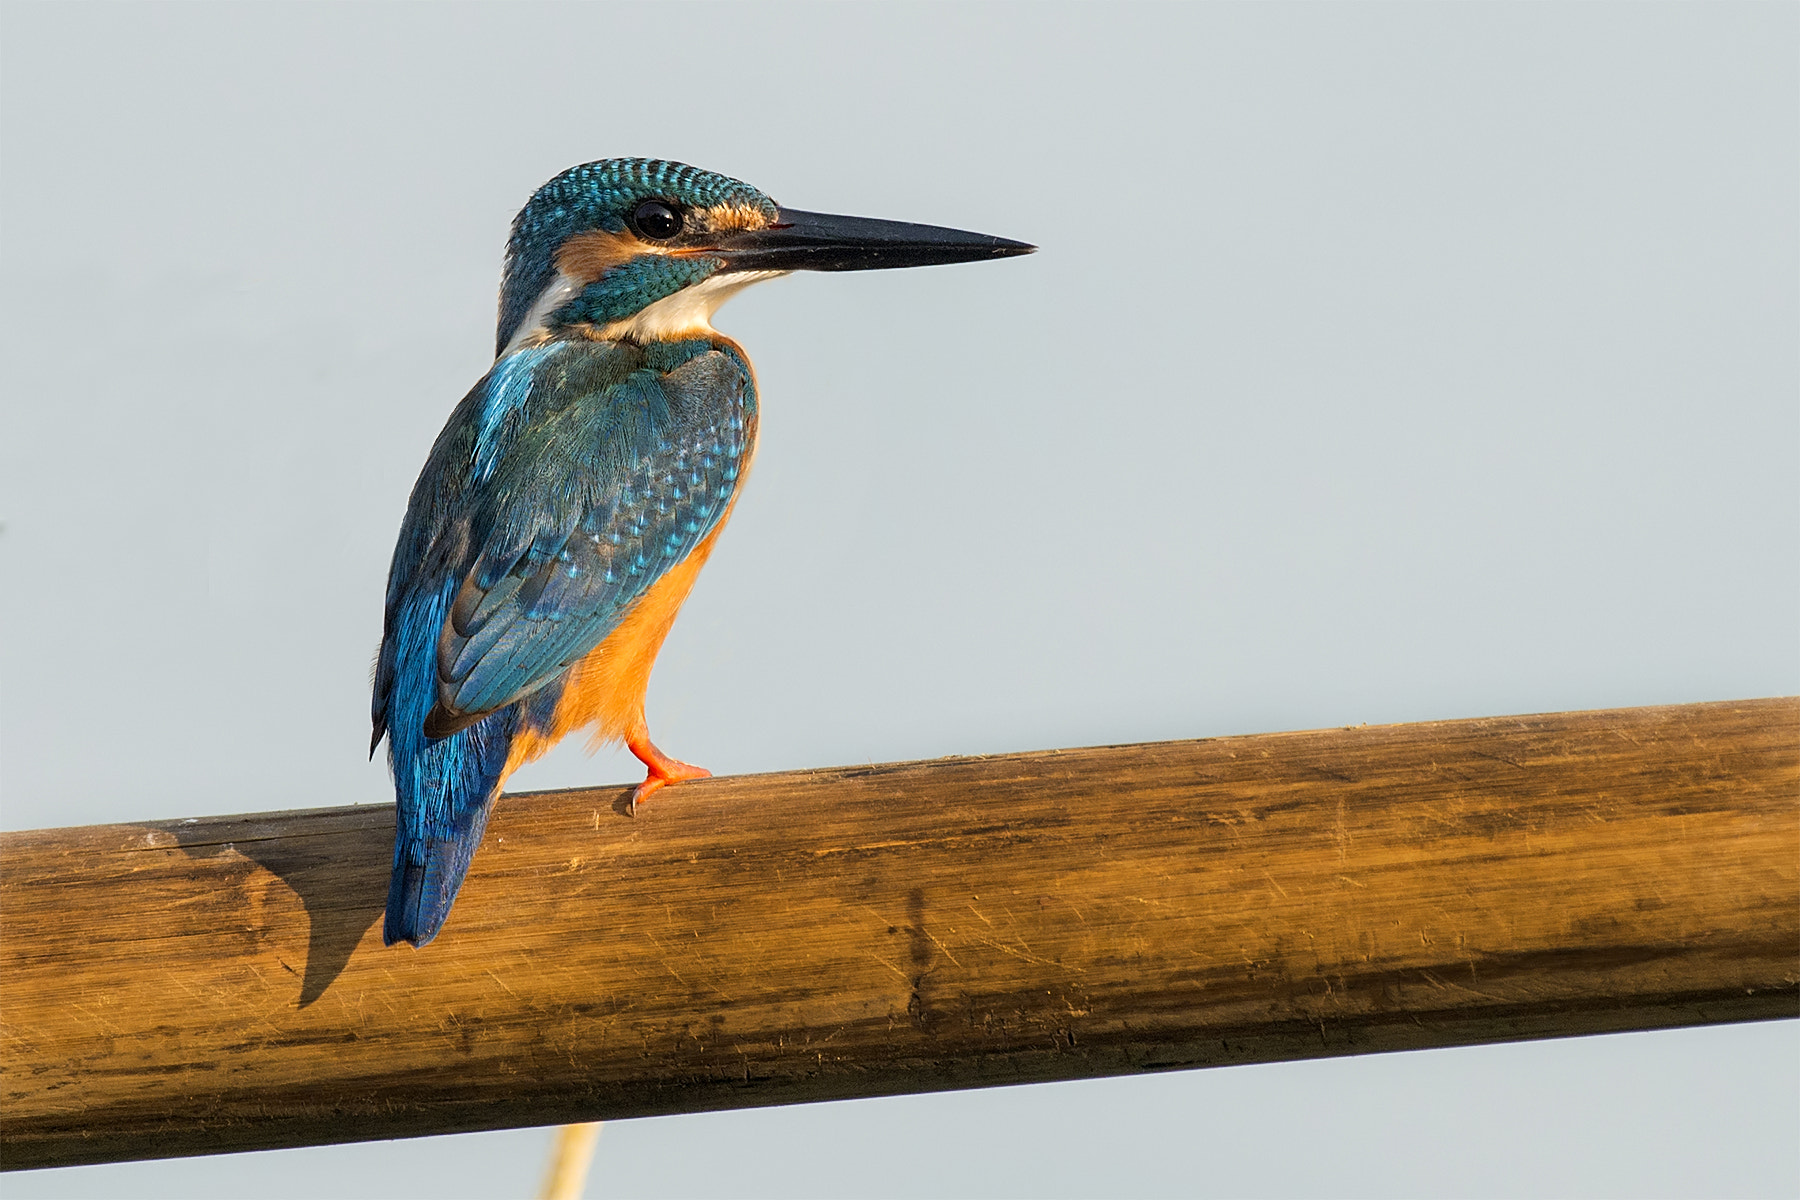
[596,270,789,342]
[500,272,580,358]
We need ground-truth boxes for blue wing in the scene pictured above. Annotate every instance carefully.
[426,340,752,732]
[372,335,754,945]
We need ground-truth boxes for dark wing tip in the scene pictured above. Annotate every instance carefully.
[422,704,485,740]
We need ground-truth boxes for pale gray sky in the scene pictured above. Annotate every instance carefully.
[2,2,1795,1197]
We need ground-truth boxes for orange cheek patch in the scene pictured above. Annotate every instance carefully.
[555,228,651,284]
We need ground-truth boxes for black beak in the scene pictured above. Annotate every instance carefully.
[712,207,1035,274]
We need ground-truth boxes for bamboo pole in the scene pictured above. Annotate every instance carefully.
[535,1123,601,1200]
[2,699,1795,1172]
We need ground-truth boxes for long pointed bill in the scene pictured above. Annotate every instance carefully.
[712,208,1035,273]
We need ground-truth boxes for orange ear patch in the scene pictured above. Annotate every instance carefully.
[555,228,648,284]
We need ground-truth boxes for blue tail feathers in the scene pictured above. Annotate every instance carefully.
[385,793,500,947]
[376,568,573,947]
[383,708,518,947]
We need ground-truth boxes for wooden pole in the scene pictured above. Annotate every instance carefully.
[3,699,1795,1172]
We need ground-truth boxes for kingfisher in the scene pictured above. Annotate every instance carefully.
[371,158,1031,947]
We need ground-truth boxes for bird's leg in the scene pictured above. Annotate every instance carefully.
[624,719,710,814]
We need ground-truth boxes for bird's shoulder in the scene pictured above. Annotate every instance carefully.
[386,335,753,593]
[455,334,753,486]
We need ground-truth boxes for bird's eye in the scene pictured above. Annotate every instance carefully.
[631,199,684,241]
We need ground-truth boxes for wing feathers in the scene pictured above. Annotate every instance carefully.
[402,341,752,741]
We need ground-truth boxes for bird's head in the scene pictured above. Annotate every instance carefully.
[495,158,1032,356]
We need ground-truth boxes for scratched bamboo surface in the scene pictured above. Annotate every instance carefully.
[2,699,1795,1171]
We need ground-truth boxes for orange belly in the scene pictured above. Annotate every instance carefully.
[501,523,727,780]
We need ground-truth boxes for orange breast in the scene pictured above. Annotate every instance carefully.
[500,522,728,780]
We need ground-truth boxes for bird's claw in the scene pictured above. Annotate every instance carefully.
[628,758,711,816]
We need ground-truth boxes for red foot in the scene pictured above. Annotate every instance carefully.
[626,727,710,815]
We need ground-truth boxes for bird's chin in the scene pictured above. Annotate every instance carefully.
[594,270,791,342]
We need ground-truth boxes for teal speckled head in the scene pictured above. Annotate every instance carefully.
[496,159,777,356]
[494,157,1034,357]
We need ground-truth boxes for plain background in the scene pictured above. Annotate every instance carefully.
[2,2,1796,1197]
